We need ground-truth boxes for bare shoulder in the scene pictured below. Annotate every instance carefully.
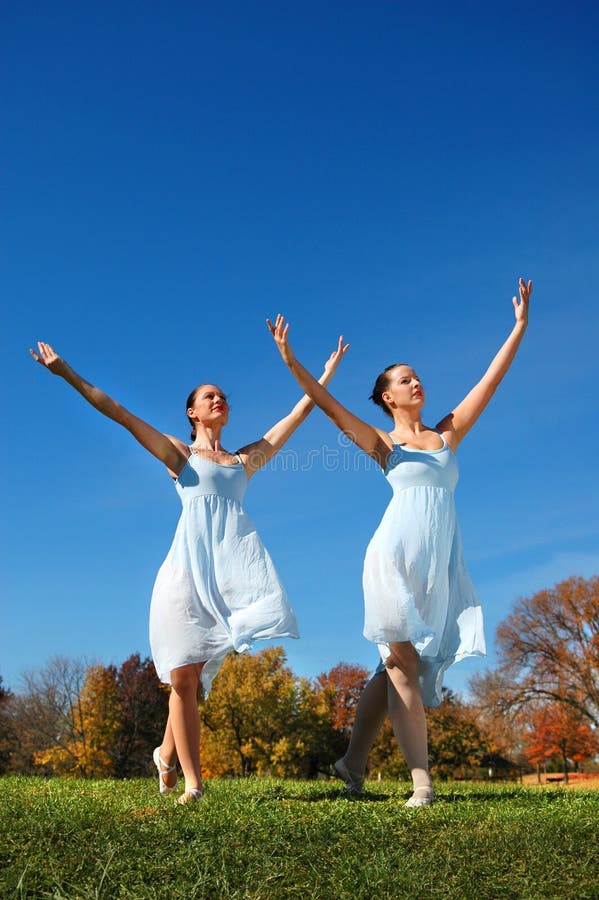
[371,426,395,467]
[373,425,394,447]
[163,434,190,478]
[435,414,459,452]
[164,433,189,452]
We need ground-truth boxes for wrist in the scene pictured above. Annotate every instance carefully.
[54,360,71,378]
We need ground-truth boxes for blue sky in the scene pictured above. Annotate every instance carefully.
[2,2,598,697]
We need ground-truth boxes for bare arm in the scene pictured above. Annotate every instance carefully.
[266,316,392,466]
[238,335,351,476]
[29,342,188,475]
[436,278,533,449]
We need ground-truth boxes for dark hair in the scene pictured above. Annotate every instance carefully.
[369,363,409,417]
[186,385,205,439]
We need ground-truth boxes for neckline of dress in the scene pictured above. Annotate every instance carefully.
[389,433,447,454]
[188,448,244,468]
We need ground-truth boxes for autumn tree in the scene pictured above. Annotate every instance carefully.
[200,647,301,777]
[469,669,529,770]
[497,576,599,725]
[427,690,489,779]
[0,676,18,774]
[10,657,88,775]
[523,701,599,784]
[113,654,170,777]
[315,663,370,733]
[523,704,555,781]
[313,662,371,766]
[368,689,489,781]
[291,676,338,778]
[369,716,410,780]
[35,663,120,776]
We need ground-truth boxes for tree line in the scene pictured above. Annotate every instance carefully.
[0,650,486,780]
[1,576,597,782]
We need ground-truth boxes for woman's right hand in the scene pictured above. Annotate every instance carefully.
[29,342,68,376]
[266,314,296,368]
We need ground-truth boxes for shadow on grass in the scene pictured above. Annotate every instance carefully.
[436,789,557,803]
[256,786,554,805]
[256,787,392,803]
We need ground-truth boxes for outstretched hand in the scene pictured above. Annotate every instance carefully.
[29,341,67,375]
[266,314,349,374]
[513,277,532,325]
[324,334,350,375]
[266,314,295,367]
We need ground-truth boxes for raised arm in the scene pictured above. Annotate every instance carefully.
[29,342,188,475]
[436,278,533,449]
[238,334,350,476]
[266,316,392,466]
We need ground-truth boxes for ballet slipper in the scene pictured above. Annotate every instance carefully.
[405,785,434,808]
[334,758,364,796]
[152,747,178,795]
[176,788,204,805]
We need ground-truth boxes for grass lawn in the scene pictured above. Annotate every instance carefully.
[1,777,597,899]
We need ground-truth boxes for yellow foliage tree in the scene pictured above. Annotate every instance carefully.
[35,664,120,777]
[201,648,317,777]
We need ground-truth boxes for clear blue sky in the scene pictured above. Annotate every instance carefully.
[2,1,598,696]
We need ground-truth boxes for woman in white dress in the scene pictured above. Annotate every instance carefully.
[30,339,347,803]
[268,277,532,806]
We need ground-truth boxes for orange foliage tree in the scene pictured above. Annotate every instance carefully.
[497,576,599,726]
[314,663,370,734]
[523,702,599,783]
[313,662,371,764]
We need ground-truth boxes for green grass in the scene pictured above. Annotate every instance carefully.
[1,777,597,899]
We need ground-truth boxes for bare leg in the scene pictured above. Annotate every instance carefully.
[342,671,388,778]
[385,641,433,804]
[156,715,178,790]
[167,662,204,793]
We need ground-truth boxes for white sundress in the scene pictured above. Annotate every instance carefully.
[363,434,485,707]
[149,451,299,696]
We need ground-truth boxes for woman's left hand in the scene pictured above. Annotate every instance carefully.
[324,335,350,374]
[513,277,532,325]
